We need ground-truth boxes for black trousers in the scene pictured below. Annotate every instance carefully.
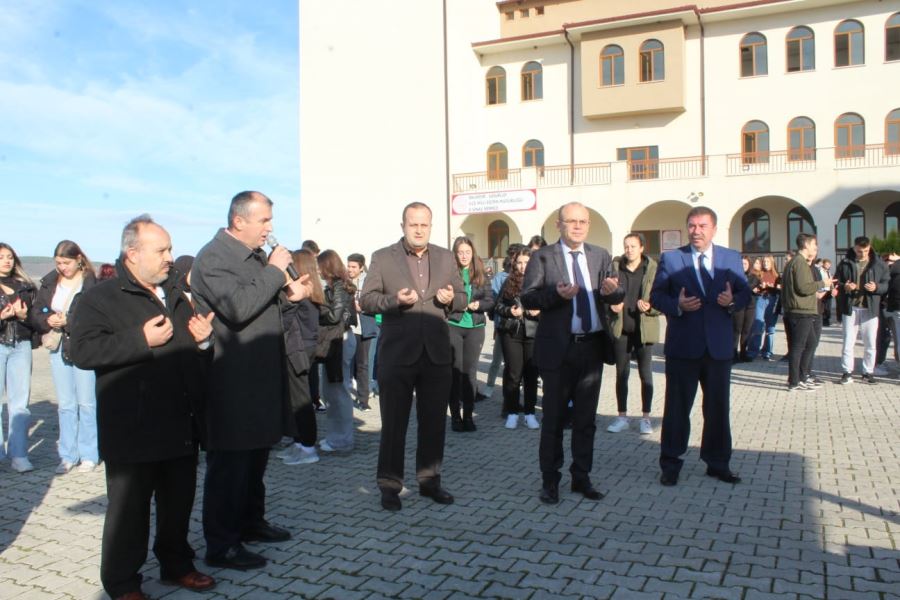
[822,296,833,326]
[659,353,732,476]
[539,337,603,486]
[203,447,270,558]
[613,332,653,414]
[731,305,754,357]
[353,334,372,402]
[377,351,451,493]
[500,331,538,415]
[447,325,485,421]
[101,454,198,598]
[786,313,819,386]
[285,362,316,446]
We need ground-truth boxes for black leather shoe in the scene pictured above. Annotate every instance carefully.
[420,486,454,505]
[571,480,605,500]
[205,544,266,571]
[462,417,477,432]
[241,522,290,543]
[450,417,464,432]
[539,484,559,504]
[660,472,679,486]
[381,490,402,511]
[706,468,742,484]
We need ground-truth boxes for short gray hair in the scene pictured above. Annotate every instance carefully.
[121,214,156,255]
[228,191,272,227]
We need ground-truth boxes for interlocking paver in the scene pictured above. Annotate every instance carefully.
[1,323,898,599]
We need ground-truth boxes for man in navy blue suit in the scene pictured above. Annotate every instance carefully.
[650,206,750,486]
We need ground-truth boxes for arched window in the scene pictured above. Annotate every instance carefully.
[740,32,768,77]
[835,19,864,66]
[787,207,816,249]
[487,143,508,180]
[488,220,510,258]
[886,108,900,155]
[885,202,900,235]
[485,66,506,105]
[522,139,544,169]
[835,113,865,158]
[886,13,900,61]
[600,45,624,86]
[836,204,865,252]
[786,26,815,72]
[741,120,770,164]
[787,117,816,161]
[521,61,543,101]
[639,39,665,82]
[742,208,771,253]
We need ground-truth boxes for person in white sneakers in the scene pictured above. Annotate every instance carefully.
[606,233,660,436]
[495,248,540,430]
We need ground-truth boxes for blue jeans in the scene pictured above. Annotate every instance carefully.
[368,326,379,394]
[0,340,32,460]
[323,331,357,450]
[50,350,98,464]
[748,296,778,358]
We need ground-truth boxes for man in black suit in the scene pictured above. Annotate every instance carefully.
[521,202,623,504]
[360,202,466,511]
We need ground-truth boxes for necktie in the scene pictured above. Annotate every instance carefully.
[570,251,592,332]
[699,253,714,297]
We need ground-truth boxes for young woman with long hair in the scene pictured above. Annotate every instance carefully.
[32,240,99,474]
[0,243,38,472]
[748,254,779,360]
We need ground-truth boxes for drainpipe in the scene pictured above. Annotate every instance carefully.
[564,29,575,184]
[442,0,452,246]
[694,8,707,176]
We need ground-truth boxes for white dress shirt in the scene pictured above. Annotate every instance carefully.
[560,240,601,333]
[691,245,714,295]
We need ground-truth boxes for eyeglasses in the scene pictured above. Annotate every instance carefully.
[561,219,589,227]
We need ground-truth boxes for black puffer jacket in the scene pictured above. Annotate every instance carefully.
[495,279,539,339]
[31,269,97,359]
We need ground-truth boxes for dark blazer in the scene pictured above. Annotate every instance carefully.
[650,244,750,361]
[68,262,208,463]
[360,240,466,367]
[191,229,287,452]
[520,241,624,369]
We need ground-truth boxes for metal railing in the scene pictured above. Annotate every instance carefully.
[628,156,708,181]
[726,150,816,175]
[536,162,612,188]
[452,168,521,193]
[834,144,900,169]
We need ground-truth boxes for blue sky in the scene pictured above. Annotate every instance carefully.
[0,1,299,261]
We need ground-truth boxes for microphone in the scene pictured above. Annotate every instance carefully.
[266,234,300,281]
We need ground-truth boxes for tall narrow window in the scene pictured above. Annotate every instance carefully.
[835,19,864,67]
[487,143,508,180]
[522,139,544,170]
[740,33,768,77]
[835,113,865,158]
[485,66,506,105]
[600,45,624,86]
[787,117,816,161]
[836,204,864,253]
[488,220,510,258]
[786,26,815,72]
[885,202,900,236]
[639,40,665,82]
[521,62,543,101]
[742,208,771,253]
[888,13,900,61]
[788,207,816,250]
[886,108,900,155]
[741,120,770,164]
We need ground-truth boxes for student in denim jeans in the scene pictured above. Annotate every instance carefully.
[32,240,99,474]
[0,242,38,473]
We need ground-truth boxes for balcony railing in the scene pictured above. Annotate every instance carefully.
[628,156,708,181]
[538,162,611,187]
[726,150,816,176]
[834,144,900,169]
[453,168,521,193]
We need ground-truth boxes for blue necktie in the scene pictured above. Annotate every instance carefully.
[570,251,592,332]
[699,253,714,297]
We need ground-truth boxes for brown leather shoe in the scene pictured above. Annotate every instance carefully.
[114,592,148,600]
[163,570,216,592]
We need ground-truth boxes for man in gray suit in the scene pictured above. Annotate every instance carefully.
[360,202,466,511]
[192,191,294,570]
[521,202,623,504]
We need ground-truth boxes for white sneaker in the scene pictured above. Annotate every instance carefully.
[505,414,519,429]
[284,445,319,465]
[77,461,98,473]
[275,446,293,459]
[524,414,540,429]
[55,460,76,475]
[639,418,653,435]
[607,416,629,433]
[873,365,890,377]
[11,457,34,473]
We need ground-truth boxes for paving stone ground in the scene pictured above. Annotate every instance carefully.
[0,321,898,599]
